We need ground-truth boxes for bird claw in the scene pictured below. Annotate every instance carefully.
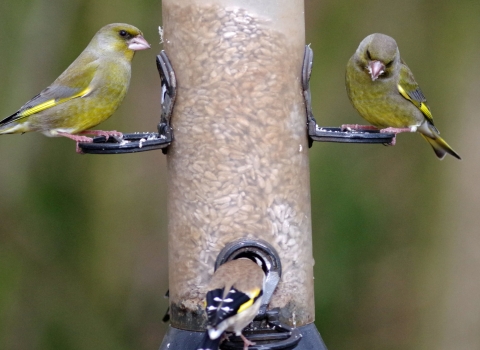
[75,136,94,142]
[240,334,255,350]
[80,130,124,141]
[379,127,413,146]
[341,124,379,132]
[56,132,94,153]
[73,136,94,154]
[76,143,85,154]
[384,135,397,146]
[68,136,93,154]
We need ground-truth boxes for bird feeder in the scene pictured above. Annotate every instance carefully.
[159,0,326,348]
[75,0,396,348]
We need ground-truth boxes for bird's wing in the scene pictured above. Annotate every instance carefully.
[205,286,261,327]
[0,52,99,126]
[397,61,435,126]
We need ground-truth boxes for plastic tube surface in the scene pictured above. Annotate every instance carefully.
[163,0,314,330]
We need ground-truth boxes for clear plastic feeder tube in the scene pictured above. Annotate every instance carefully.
[162,0,314,330]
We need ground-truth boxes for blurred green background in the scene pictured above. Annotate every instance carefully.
[0,0,478,349]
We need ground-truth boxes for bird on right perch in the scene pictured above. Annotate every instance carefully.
[344,33,461,160]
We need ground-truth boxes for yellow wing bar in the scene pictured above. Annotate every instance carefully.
[19,86,92,118]
[237,287,262,314]
[397,84,433,120]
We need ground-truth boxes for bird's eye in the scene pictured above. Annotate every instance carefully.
[366,50,372,60]
[119,30,127,37]
[385,60,393,68]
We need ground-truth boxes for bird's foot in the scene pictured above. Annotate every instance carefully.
[75,143,84,154]
[80,130,123,141]
[380,127,413,146]
[240,334,255,350]
[57,131,94,143]
[379,127,413,134]
[56,132,93,154]
[341,124,379,132]
[384,135,397,146]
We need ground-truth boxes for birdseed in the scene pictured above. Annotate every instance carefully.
[162,2,314,329]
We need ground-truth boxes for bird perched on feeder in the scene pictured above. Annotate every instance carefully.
[197,258,266,350]
[344,33,461,160]
[0,23,150,152]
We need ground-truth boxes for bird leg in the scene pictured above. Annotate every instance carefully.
[57,132,94,154]
[379,127,414,134]
[379,127,415,146]
[341,124,379,132]
[240,334,256,350]
[79,130,123,140]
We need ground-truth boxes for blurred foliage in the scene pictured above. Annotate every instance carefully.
[0,0,479,349]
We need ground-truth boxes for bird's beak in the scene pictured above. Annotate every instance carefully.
[367,60,385,81]
[128,35,151,51]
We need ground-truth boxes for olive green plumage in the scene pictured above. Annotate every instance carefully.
[0,23,150,139]
[346,33,461,160]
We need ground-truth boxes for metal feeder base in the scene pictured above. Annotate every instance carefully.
[79,130,172,154]
[310,126,395,144]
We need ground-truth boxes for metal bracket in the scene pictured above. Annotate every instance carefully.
[302,44,315,149]
[301,45,395,145]
[78,50,175,154]
[157,51,176,129]
[310,126,395,144]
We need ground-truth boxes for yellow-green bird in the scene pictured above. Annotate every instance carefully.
[0,23,150,152]
[345,33,461,160]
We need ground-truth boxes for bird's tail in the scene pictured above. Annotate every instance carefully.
[420,132,461,160]
[196,331,222,350]
[0,124,20,134]
[0,111,26,134]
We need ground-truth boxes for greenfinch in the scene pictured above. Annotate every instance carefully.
[198,258,265,350]
[0,23,150,152]
[345,33,461,160]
